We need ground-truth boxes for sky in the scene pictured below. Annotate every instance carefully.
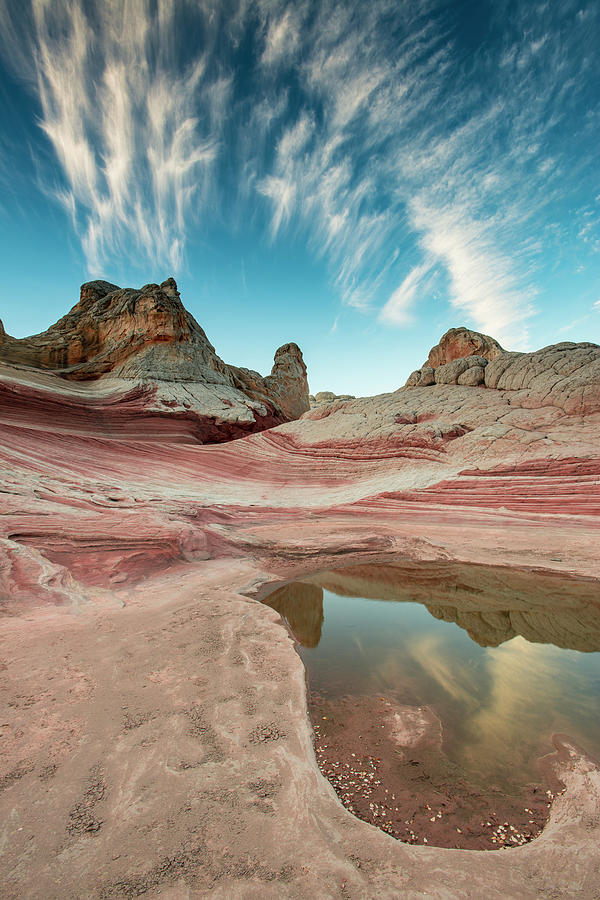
[0,0,599,396]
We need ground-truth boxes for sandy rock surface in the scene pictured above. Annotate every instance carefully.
[309,391,356,410]
[1,317,600,897]
[406,329,600,417]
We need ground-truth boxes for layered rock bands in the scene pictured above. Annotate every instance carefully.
[0,277,310,442]
[1,284,600,899]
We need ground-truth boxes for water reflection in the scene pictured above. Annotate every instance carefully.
[263,561,600,652]
[263,581,324,647]
[262,562,600,790]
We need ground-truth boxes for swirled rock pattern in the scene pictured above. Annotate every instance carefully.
[1,301,599,899]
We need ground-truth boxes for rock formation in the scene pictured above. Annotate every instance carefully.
[309,390,356,409]
[231,343,309,421]
[0,277,310,442]
[405,326,600,414]
[426,326,504,368]
[406,326,502,386]
[1,302,600,899]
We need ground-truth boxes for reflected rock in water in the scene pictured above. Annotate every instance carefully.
[263,581,324,647]
[426,604,600,651]
[286,562,600,652]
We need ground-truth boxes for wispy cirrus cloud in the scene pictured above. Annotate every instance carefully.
[406,199,537,345]
[254,0,449,309]
[380,262,434,326]
[0,0,598,347]
[251,0,599,346]
[261,7,302,65]
[0,0,223,274]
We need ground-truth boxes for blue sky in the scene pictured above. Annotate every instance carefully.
[0,0,599,395]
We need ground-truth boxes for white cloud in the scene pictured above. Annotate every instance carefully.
[380,262,433,326]
[276,114,313,164]
[254,1,447,311]
[262,8,300,65]
[0,0,223,275]
[257,175,296,236]
[408,198,536,346]
[0,0,596,345]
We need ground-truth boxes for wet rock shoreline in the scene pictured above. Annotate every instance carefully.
[309,692,559,851]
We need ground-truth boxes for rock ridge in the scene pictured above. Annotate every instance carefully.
[405,326,600,415]
[0,277,310,441]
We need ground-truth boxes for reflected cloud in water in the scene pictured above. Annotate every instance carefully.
[262,562,600,789]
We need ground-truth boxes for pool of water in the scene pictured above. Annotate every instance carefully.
[263,561,600,845]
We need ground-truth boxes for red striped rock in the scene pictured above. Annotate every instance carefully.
[1,309,599,900]
[1,337,599,609]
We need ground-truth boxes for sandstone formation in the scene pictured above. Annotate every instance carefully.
[426,326,504,368]
[231,343,309,421]
[1,304,600,898]
[406,326,502,385]
[0,278,310,442]
[309,390,356,409]
[406,327,600,416]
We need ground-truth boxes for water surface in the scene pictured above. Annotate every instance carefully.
[264,561,600,797]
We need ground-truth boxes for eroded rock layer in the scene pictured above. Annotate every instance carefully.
[406,327,600,414]
[1,312,600,898]
[1,328,600,604]
[0,278,310,441]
